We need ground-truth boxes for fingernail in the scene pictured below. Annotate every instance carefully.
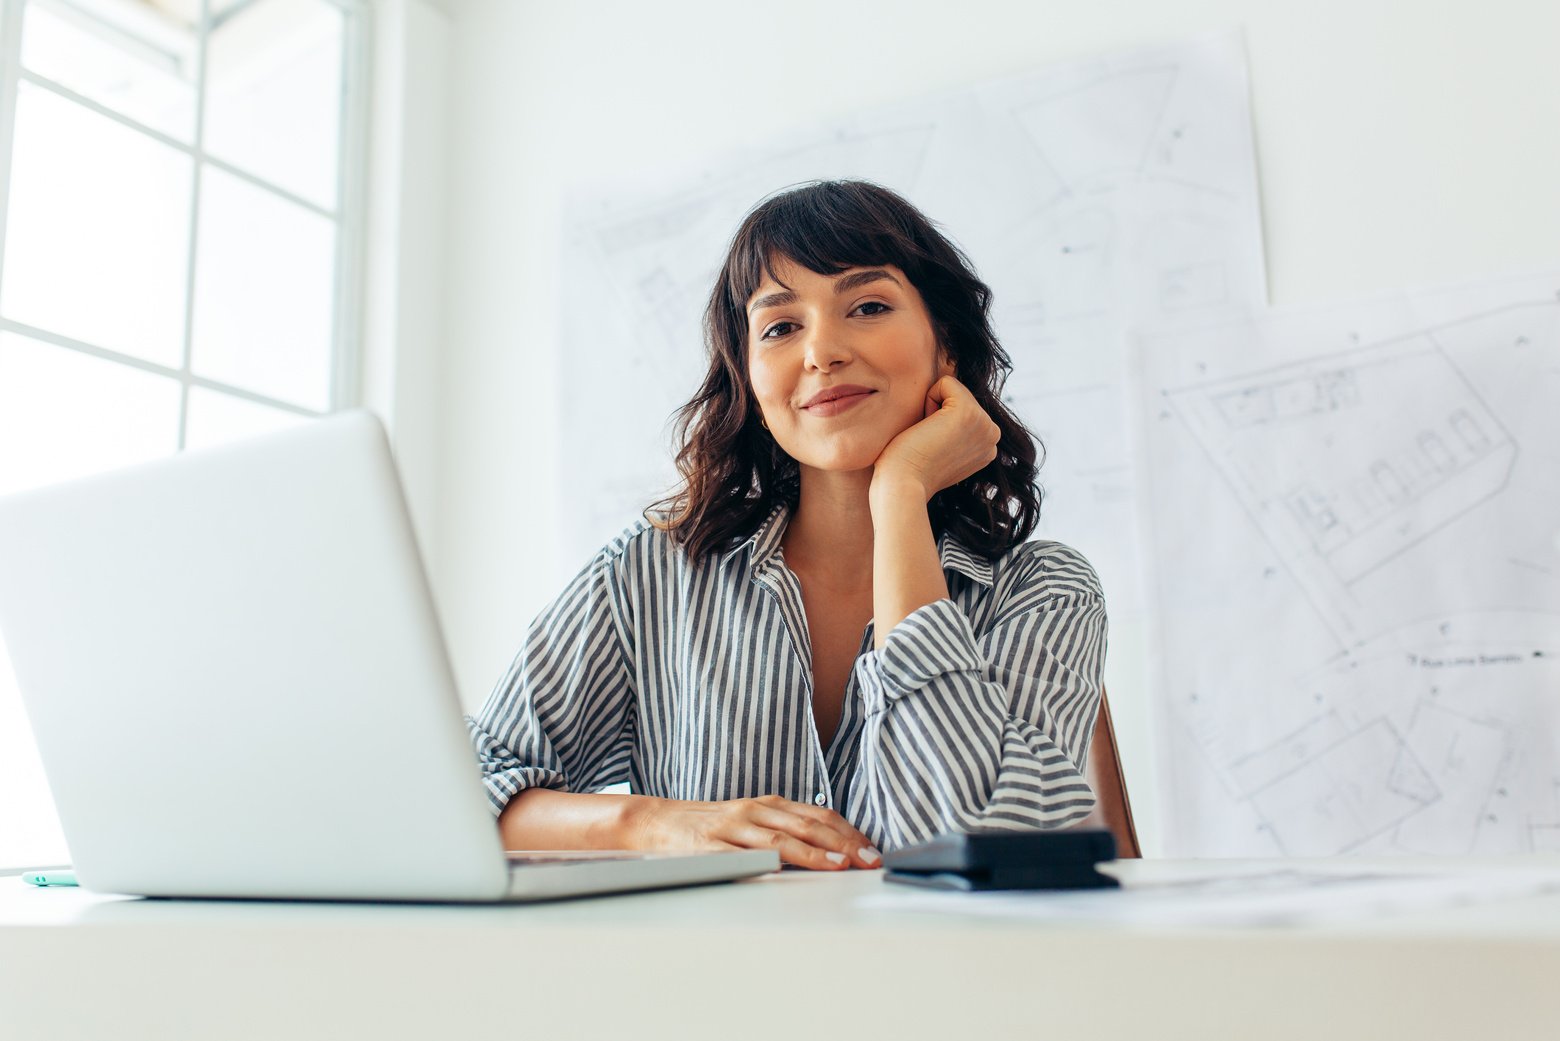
[860,847,882,865]
[825,851,847,865]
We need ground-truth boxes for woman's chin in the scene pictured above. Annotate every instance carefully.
[793,449,886,475]
[778,429,898,476]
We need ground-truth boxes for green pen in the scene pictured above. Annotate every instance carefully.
[22,869,77,887]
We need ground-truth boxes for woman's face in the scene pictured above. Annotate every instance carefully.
[745,257,949,474]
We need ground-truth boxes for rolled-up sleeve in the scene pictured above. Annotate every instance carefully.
[464,548,637,816]
[845,542,1107,850]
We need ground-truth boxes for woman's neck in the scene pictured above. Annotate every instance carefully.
[780,466,876,589]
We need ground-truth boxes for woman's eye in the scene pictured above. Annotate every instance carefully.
[761,321,796,340]
[854,301,891,317]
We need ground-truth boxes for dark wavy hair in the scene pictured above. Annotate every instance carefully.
[647,179,1043,564]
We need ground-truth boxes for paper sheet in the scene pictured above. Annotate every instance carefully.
[1136,271,1560,856]
[858,863,1560,927]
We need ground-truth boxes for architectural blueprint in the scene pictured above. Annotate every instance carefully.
[1138,272,1560,856]
[557,34,1268,729]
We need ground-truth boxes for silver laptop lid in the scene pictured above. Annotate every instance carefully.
[0,411,510,900]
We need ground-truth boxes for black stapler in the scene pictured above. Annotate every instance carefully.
[882,828,1119,891]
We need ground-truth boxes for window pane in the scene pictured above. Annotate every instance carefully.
[0,331,181,496]
[203,0,344,210]
[0,639,70,869]
[20,0,198,141]
[0,82,193,368]
[190,165,335,411]
[185,386,310,451]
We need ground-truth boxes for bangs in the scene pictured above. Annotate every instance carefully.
[723,182,925,306]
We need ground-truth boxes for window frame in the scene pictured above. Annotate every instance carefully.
[0,0,371,427]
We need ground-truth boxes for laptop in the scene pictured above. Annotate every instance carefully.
[0,410,777,901]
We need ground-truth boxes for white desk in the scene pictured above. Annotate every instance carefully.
[4,859,1560,1041]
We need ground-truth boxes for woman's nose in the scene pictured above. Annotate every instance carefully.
[801,323,852,371]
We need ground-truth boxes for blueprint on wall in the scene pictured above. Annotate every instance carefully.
[556,31,1268,724]
[1137,272,1560,856]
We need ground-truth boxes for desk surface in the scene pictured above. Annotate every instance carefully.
[5,858,1560,1041]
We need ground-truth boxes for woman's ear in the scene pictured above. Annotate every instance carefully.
[938,351,956,379]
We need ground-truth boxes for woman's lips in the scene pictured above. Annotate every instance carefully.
[803,390,874,417]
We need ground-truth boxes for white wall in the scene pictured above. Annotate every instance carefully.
[361,0,453,582]
[427,0,1560,852]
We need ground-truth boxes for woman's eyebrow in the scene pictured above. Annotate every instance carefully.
[747,269,902,316]
[832,269,902,295]
[748,288,796,315]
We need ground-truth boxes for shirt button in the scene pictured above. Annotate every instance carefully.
[814,793,827,806]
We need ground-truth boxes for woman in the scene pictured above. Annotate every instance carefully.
[467,180,1106,870]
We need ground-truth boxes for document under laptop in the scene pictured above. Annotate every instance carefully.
[0,411,777,901]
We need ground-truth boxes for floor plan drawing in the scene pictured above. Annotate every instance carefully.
[1141,274,1560,856]
[1164,333,1519,641]
[1010,65,1180,191]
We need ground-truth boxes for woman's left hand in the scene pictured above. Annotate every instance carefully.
[871,374,1001,503]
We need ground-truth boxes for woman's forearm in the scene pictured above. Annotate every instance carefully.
[501,791,879,868]
[496,788,657,850]
[869,476,950,649]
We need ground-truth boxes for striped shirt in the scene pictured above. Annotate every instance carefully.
[466,502,1108,851]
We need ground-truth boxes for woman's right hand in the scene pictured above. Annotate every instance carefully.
[627,794,882,871]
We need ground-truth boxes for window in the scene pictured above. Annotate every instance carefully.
[0,0,367,870]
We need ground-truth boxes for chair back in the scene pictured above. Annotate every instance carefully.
[1078,687,1141,858]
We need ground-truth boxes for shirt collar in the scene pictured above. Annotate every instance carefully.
[720,501,995,589]
[718,502,790,573]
